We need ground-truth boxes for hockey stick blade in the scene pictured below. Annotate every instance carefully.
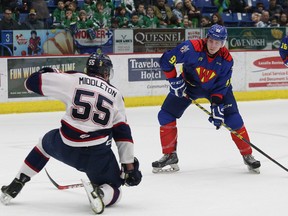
[44,168,84,190]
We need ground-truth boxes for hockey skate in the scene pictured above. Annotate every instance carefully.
[81,179,104,214]
[0,173,30,205]
[152,152,179,173]
[243,154,261,174]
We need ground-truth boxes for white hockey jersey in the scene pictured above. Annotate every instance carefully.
[25,70,134,163]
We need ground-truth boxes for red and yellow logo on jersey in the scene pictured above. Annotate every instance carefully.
[195,67,216,83]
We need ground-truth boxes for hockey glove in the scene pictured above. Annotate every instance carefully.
[168,76,187,97]
[121,157,142,186]
[209,104,224,130]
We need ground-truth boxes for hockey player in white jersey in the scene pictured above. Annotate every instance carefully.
[0,53,142,214]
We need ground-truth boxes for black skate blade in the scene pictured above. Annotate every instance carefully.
[152,164,180,174]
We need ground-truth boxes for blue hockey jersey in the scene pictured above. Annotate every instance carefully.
[279,36,288,65]
[160,39,233,101]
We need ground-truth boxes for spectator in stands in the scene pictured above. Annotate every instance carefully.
[66,1,79,20]
[213,0,230,14]
[9,6,20,24]
[226,0,252,13]
[211,12,224,26]
[0,7,22,29]
[102,0,115,17]
[183,0,200,27]
[76,9,97,40]
[31,0,50,22]
[172,0,184,25]
[153,0,173,28]
[267,15,280,27]
[167,14,182,28]
[21,8,45,30]
[143,4,160,28]
[81,0,96,19]
[63,0,74,8]
[268,0,283,19]
[182,15,192,28]
[135,3,146,26]
[115,6,130,28]
[52,0,66,28]
[279,12,288,26]
[92,1,112,29]
[128,12,143,28]
[200,15,212,27]
[252,1,265,13]
[121,0,136,16]
[77,9,97,29]
[261,10,271,26]
[62,8,78,29]
[251,12,266,27]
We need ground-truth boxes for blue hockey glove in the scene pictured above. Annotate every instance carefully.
[168,76,187,97]
[208,104,224,130]
[121,157,142,186]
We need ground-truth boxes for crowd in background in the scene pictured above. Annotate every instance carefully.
[0,0,288,31]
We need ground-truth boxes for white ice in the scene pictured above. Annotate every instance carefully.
[1,99,288,216]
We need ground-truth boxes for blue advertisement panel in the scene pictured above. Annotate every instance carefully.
[128,57,165,81]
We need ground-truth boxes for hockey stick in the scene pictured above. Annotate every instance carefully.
[44,168,84,190]
[189,98,288,172]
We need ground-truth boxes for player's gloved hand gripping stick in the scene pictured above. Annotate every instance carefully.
[168,76,187,97]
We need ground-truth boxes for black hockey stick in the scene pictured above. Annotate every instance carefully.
[190,98,288,172]
[44,168,84,190]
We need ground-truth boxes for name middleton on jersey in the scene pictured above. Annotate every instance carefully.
[79,77,117,97]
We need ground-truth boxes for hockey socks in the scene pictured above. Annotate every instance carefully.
[20,146,50,179]
[160,121,177,154]
[231,126,252,155]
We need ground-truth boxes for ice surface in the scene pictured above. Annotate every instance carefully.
[1,99,288,216]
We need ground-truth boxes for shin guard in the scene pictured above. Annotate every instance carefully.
[231,126,252,155]
[160,121,177,154]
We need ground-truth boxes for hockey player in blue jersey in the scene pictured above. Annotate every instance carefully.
[0,53,142,214]
[152,24,261,174]
[279,35,288,67]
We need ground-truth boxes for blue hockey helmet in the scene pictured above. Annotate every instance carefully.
[207,24,228,41]
[86,53,114,80]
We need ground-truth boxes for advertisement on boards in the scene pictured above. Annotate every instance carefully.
[113,29,134,53]
[7,57,86,98]
[12,29,113,56]
[227,27,285,50]
[133,28,185,53]
[247,52,288,89]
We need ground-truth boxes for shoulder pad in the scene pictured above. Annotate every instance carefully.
[219,47,233,62]
[190,39,205,52]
